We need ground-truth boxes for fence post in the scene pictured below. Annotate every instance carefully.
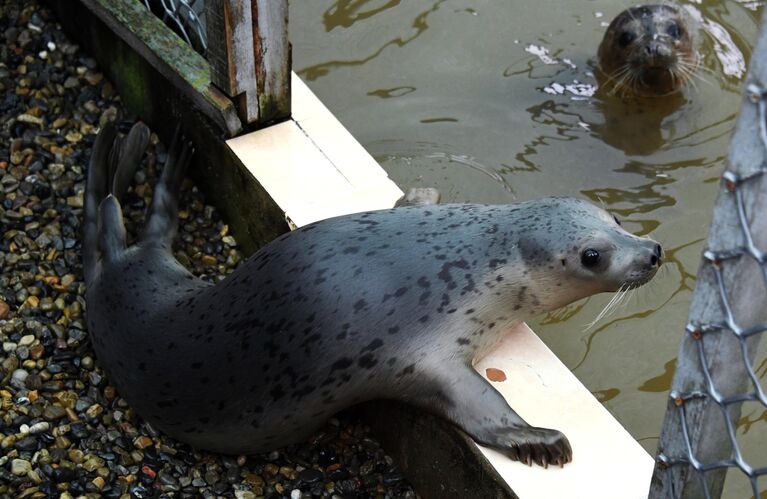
[649,9,767,499]
[205,0,290,127]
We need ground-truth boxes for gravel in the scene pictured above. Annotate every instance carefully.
[0,0,417,497]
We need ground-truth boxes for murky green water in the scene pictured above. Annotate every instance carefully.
[290,1,766,496]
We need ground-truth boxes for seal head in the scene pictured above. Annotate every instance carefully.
[597,4,697,96]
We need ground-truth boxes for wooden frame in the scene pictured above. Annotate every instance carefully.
[206,0,291,127]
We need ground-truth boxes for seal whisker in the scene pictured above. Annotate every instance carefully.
[583,284,629,331]
[677,60,711,86]
[608,67,635,96]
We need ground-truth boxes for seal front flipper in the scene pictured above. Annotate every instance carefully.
[143,126,195,249]
[410,365,572,467]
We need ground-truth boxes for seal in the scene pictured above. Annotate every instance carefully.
[597,4,698,97]
[84,123,663,468]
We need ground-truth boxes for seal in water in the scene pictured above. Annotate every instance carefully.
[84,123,663,467]
[597,4,698,97]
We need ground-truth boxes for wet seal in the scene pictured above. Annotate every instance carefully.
[84,123,663,467]
[597,4,698,97]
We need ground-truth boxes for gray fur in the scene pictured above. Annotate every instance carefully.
[85,125,662,467]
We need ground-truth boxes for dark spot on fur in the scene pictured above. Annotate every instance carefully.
[361,339,383,353]
[331,358,354,371]
[270,385,285,401]
[358,354,377,369]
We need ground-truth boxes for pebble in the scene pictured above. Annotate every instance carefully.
[0,1,416,498]
[42,405,66,421]
[11,459,32,476]
[0,300,10,319]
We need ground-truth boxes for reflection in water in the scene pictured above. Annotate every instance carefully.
[367,86,417,98]
[323,0,402,30]
[420,117,458,123]
[737,408,767,433]
[592,388,621,403]
[514,99,587,170]
[590,92,686,156]
[573,307,658,371]
[582,178,675,226]
[300,0,446,80]
[638,358,677,392]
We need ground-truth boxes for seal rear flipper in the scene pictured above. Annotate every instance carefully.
[84,122,118,283]
[143,126,195,249]
[98,195,127,263]
[111,122,151,200]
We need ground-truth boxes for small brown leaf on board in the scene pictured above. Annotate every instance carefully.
[485,367,507,382]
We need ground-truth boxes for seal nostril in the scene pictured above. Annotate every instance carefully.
[650,244,663,267]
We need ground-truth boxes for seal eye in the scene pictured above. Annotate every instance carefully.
[581,249,600,267]
[618,31,635,48]
[613,215,622,226]
[666,23,683,39]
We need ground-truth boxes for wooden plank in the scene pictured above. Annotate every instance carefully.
[206,0,291,126]
[206,0,259,123]
[649,8,767,498]
[254,0,291,124]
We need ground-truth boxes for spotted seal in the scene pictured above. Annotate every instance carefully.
[84,122,663,467]
[597,4,698,97]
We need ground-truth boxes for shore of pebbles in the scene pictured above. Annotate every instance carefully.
[0,1,417,497]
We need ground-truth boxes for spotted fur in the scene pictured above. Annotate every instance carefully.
[84,124,662,467]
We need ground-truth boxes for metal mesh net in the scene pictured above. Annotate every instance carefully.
[140,0,207,56]
[653,82,767,498]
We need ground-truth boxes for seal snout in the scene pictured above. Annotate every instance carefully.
[651,243,663,268]
[642,41,675,67]
[638,241,663,271]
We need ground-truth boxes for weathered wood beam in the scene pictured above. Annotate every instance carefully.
[206,0,290,127]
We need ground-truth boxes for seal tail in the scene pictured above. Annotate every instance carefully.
[83,122,150,283]
[143,126,195,249]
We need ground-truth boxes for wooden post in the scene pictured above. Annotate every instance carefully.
[206,0,290,127]
[649,8,767,499]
